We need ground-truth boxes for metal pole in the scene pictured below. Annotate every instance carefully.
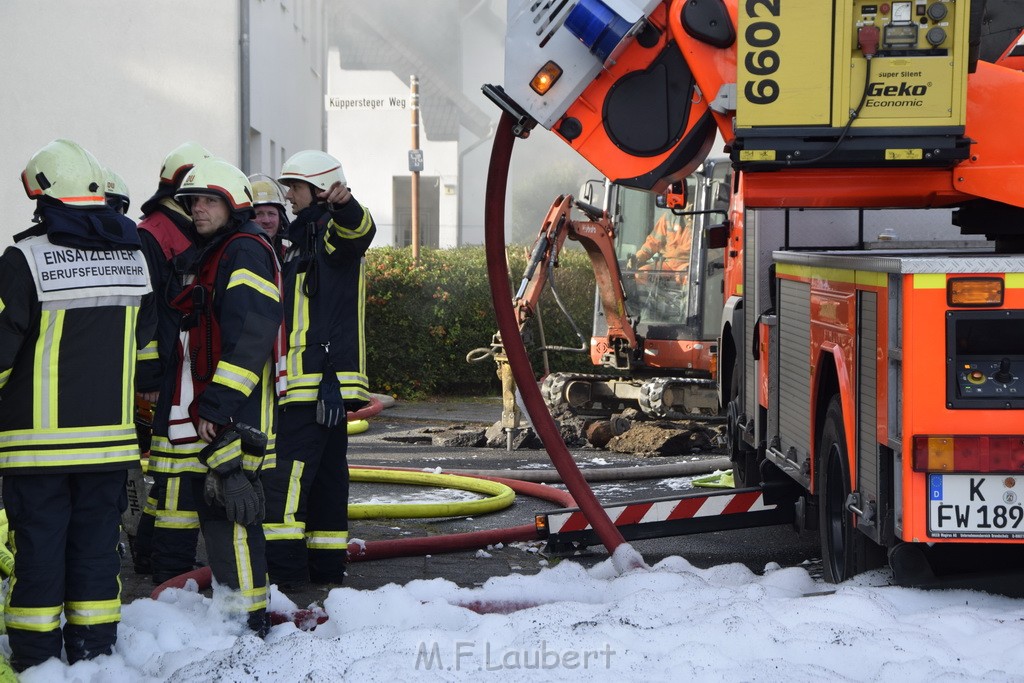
[239,0,251,173]
[411,75,421,264]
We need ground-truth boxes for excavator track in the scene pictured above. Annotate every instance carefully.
[542,372,721,420]
[638,377,721,420]
[542,372,626,416]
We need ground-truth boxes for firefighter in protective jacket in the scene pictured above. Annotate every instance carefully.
[249,174,290,257]
[132,142,213,582]
[147,158,284,635]
[0,139,154,671]
[263,150,375,587]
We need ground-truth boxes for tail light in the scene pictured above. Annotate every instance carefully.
[913,435,1024,472]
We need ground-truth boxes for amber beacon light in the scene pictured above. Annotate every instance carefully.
[948,277,1003,307]
[530,60,563,95]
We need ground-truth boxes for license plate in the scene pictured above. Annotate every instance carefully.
[928,474,1024,538]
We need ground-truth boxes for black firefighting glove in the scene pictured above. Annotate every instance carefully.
[316,344,345,428]
[204,469,264,526]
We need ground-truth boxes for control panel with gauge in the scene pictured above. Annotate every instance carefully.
[948,310,1024,409]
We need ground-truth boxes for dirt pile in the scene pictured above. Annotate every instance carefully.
[405,412,724,456]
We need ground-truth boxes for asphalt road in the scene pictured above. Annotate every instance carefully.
[121,397,821,613]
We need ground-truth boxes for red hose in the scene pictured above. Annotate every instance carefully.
[150,468,576,600]
[348,395,383,421]
[150,567,210,599]
[483,112,634,565]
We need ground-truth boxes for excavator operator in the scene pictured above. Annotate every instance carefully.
[633,207,693,284]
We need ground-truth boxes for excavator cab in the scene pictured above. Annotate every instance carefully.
[592,159,730,377]
[620,180,700,337]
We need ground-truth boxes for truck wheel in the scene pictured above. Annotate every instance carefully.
[728,362,758,487]
[817,396,885,582]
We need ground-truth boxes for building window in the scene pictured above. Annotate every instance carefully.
[392,176,440,249]
[249,128,263,175]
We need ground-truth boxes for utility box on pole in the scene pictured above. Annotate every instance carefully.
[410,74,421,263]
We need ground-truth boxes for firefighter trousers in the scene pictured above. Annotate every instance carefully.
[187,476,269,635]
[134,472,201,583]
[3,470,126,671]
[263,403,349,586]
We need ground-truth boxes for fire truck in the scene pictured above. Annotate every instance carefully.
[484,0,1024,587]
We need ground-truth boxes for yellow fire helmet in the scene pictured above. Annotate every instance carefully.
[104,167,131,213]
[248,174,287,210]
[21,139,107,208]
[278,150,346,191]
[159,141,213,187]
[175,158,254,216]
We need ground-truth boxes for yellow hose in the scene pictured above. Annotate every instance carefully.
[348,468,515,519]
[347,419,370,435]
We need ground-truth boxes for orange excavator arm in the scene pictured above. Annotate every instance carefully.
[514,194,639,357]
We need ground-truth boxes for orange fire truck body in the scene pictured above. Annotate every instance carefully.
[490,0,1024,583]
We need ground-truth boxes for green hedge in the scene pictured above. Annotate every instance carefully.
[365,245,600,399]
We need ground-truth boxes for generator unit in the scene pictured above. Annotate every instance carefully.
[732,0,974,167]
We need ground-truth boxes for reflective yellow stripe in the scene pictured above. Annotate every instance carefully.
[279,387,319,405]
[286,275,311,378]
[327,206,373,241]
[65,598,121,626]
[0,424,138,447]
[0,447,139,469]
[855,271,887,288]
[241,586,267,613]
[212,360,259,396]
[282,372,369,400]
[166,475,183,509]
[306,530,349,550]
[148,438,209,476]
[205,439,243,471]
[154,511,200,529]
[138,339,159,360]
[233,525,267,613]
[0,424,140,469]
[262,363,277,467]
[775,263,857,284]
[1006,273,1024,289]
[266,459,305,540]
[913,273,947,289]
[286,460,304,520]
[227,268,280,302]
[123,306,138,425]
[155,478,200,528]
[0,368,10,390]
[242,452,264,472]
[0,297,5,316]
[34,309,65,428]
[264,523,305,540]
[4,605,62,633]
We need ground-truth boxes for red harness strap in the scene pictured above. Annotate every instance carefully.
[167,231,286,443]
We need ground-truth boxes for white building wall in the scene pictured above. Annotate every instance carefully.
[458,1,505,246]
[326,58,459,247]
[248,0,326,177]
[0,0,324,244]
[0,2,238,242]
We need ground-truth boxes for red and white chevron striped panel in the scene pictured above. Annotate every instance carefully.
[549,491,774,534]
